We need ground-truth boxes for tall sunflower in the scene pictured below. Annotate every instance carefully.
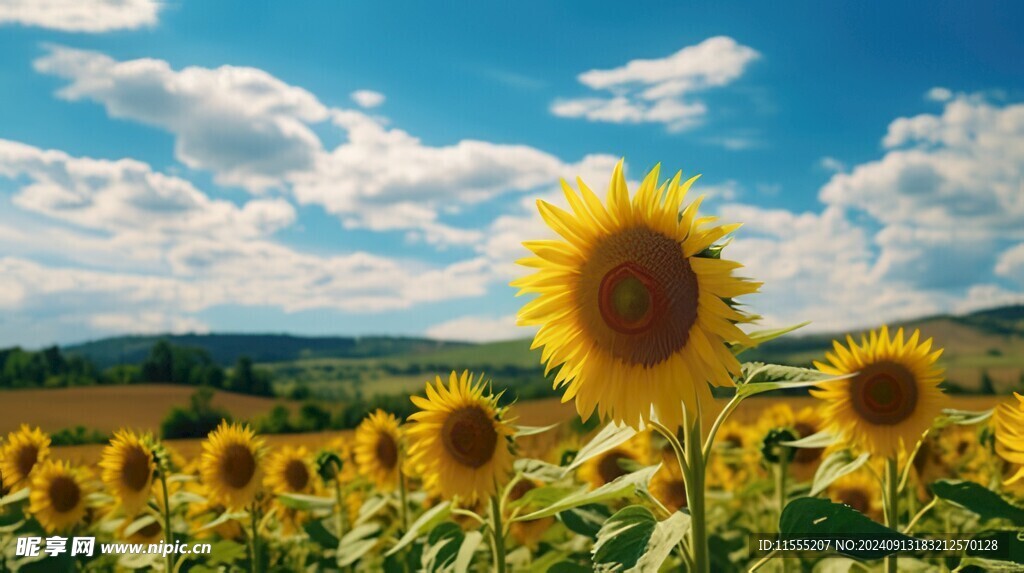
[514,160,759,430]
[354,410,403,491]
[199,421,264,510]
[29,460,90,533]
[812,326,947,458]
[100,430,155,516]
[1,424,51,490]
[265,446,315,496]
[406,371,516,502]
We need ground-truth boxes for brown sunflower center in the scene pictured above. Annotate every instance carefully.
[849,362,918,425]
[579,227,698,367]
[138,520,162,538]
[48,475,81,513]
[792,422,824,464]
[16,444,39,479]
[509,479,535,502]
[121,445,152,492]
[375,433,399,470]
[666,479,688,510]
[597,452,633,484]
[220,444,256,489]
[441,406,497,469]
[839,488,870,515]
[283,459,310,492]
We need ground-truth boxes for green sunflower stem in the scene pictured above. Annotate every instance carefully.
[684,419,709,573]
[398,469,410,533]
[250,503,262,573]
[158,469,174,573]
[490,494,507,573]
[884,457,899,573]
[774,457,789,573]
[333,477,347,540]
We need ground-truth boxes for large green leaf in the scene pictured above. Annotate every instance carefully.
[558,503,611,538]
[516,465,660,521]
[931,480,1024,526]
[730,322,809,355]
[386,501,452,556]
[810,450,870,496]
[513,458,565,483]
[967,530,1024,565]
[515,422,561,437]
[938,408,993,427]
[564,421,637,474]
[782,431,836,449]
[780,497,916,560]
[421,522,463,572]
[736,368,852,399]
[452,530,483,573]
[338,522,382,567]
[304,518,340,549]
[592,505,689,572]
[276,492,336,511]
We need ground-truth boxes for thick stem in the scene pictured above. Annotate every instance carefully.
[490,495,507,573]
[158,471,174,573]
[685,420,709,573]
[398,470,410,533]
[250,504,262,573]
[775,457,788,573]
[333,478,347,539]
[884,457,899,573]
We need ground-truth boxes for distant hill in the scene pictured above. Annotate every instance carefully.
[64,333,470,369]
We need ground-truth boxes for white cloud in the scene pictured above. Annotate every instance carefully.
[819,156,846,172]
[552,36,760,131]
[89,312,210,336]
[425,314,530,342]
[351,90,385,108]
[996,243,1024,284]
[0,0,158,32]
[926,87,953,102]
[34,46,329,192]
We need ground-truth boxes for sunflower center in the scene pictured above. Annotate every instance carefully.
[840,489,869,515]
[48,475,81,513]
[375,434,399,470]
[16,444,39,479]
[850,362,918,425]
[580,227,698,367]
[220,444,256,489]
[121,445,152,492]
[509,479,535,502]
[441,406,497,469]
[597,452,633,484]
[666,479,687,509]
[283,459,310,492]
[792,422,824,464]
[138,521,162,538]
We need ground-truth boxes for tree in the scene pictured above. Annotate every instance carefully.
[142,340,174,383]
[979,370,996,395]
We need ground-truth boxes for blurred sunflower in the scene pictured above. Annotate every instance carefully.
[579,433,650,489]
[507,479,554,548]
[116,516,164,545]
[100,430,155,516]
[29,460,90,533]
[1,424,51,489]
[265,446,315,496]
[827,471,882,521]
[199,421,264,510]
[514,160,759,430]
[790,408,828,482]
[407,371,515,502]
[812,327,947,457]
[650,455,688,513]
[994,396,1024,485]
[354,410,403,491]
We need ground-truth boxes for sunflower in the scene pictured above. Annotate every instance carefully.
[28,460,90,533]
[406,371,516,502]
[827,471,882,521]
[994,396,1024,485]
[650,455,688,513]
[354,410,403,491]
[507,479,554,548]
[100,430,155,516]
[199,421,264,510]
[578,433,650,489]
[812,326,947,458]
[265,446,316,497]
[1,424,51,490]
[789,408,828,482]
[117,515,164,545]
[514,160,760,430]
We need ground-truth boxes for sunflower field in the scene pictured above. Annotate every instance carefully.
[2,163,1023,572]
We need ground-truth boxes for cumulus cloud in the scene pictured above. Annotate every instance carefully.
[551,36,760,131]
[0,0,158,32]
[350,90,385,108]
[34,46,329,192]
[425,314,529,342]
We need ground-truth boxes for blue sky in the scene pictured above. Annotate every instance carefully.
[1,0,1023,347]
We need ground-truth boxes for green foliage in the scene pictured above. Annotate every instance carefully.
[0,346,100,388]
[930,480,1024,526]
[160,386,232,439]
[593,505,689,572]
[49,425,109,446]
[780,497,916,560]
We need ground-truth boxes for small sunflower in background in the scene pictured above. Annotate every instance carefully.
[514,160,759,431]
[1,424,51,490]
[406,371,515,502]
[827,471,883,521]
[789,408,828,482]
[650,455,688,513]
[116,516,164,545]
[265,446,316,497]
[29,460,90,533]
[812,326,947,457]
[507,479,554,548]
[354,410,403,491]
[993,396,1024,485]
[579,433,650,490]
[199,421,264,510]
[100,430,155,516]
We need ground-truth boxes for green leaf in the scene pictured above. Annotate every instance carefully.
[338,522,382,567]
[205,540,249,565]
[731,322,809,355]
[453,530,483,573]
[564,421,637,474]
[276,492,336,510]
[422,522,463,572]
[199,509,248,531]
[938,408,994,427]
[354,494,391,526]
[782,430,836,449]
[0,487,29,507]
[303,518,340,549]
[741,362,828,384]
[507,485,579,511]
[515,422,561,437]
[513,458,565,483]
[931,480,1024,526]
[810,451,870,496]
[558,503,612,538]
[967,530,1024,565]
[780,497,916,560]
[592,505,690,572]
[737,369,852,399]
[517,465,660,521]
[386,501,452,556]
[547,563,592,573]
[123,514,159,537]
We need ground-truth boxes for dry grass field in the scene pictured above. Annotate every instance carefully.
[2,385,1003,465]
